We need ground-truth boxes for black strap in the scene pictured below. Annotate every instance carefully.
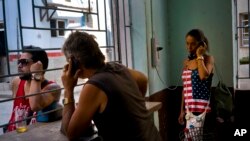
[188,53,197,60]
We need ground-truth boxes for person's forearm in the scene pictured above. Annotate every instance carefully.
[138,79,147,97]
[28,80,43,111]
[136,71,148,97]
[197,59,209,80]
[61,90,75,135]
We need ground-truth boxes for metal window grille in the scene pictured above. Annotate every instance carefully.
[0,0,133,133]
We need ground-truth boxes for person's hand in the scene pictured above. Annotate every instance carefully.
[61,57,80,92]
[196,44,207,57]
[178,111,185,125]
[30,61,43,73]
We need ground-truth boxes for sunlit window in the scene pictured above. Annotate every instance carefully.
[240,13,249,47]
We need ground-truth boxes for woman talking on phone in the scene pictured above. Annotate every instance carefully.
[178,29,216,138]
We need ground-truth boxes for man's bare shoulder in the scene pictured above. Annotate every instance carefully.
[41,81,61,101]
[11,77,21,88]
[42,81,61,94]
[128,68,147,80]
[43,82,61,90]
[11,77,21,97]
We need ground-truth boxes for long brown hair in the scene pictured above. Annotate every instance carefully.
[186,29,209,51]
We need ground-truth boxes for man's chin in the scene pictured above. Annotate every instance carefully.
[19,74,32,80]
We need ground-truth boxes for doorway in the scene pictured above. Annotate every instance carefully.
[234,0,250,89]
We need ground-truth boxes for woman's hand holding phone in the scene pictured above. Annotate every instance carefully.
[71,57,79,76]
[196,41,207,57]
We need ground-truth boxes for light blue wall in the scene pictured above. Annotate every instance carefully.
[5,0,18,50]
[167,0,233,87]
[130,0,148,76]
[130,0,234,94]
[4,0,55,50]
[0,0,3,21]
[130,0,170,95]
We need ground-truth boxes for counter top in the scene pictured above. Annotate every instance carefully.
[0,101,162,141]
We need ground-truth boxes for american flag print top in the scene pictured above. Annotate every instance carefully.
[182,69,213,113]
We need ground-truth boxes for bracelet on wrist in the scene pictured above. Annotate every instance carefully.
[196,56,204,61]
[62,98,75,105]
[31,73,43,81]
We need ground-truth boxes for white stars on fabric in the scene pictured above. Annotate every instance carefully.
[182,69,211,113]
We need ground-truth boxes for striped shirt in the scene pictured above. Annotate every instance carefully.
[182,69,213,113]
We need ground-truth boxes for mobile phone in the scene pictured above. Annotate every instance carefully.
[198,41,206,47]
[188,53,197,60]
[71,57,79,75]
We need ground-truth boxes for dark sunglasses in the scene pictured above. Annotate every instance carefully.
[17,59,33,66]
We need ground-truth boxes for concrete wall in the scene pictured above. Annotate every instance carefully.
[4,0,88,51]
[4,0,18,51]
[237,0,250,61]
[130,0,169,95]
[129,0,234,137]
[3,0,58,50]
[0,0,3,21]
[130,0,234,90]
[167,0,234,87]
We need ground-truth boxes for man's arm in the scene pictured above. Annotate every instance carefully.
[61,84,107,141]
[28,81,61,111]
[28,61,61,111]
[61,58,106,140]
[128,69,148,97]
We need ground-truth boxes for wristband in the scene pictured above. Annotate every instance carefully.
[196,56,204,61]
[62,98,75,105]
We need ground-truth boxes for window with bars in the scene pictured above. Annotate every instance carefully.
[50,19,66,37]
[0,0,132,80]
[58,21,65,36]
[240,13,249,47]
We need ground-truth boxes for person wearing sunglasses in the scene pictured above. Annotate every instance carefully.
[4,45,62,133]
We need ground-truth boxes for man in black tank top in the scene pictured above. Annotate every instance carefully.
[60,31,162,141]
